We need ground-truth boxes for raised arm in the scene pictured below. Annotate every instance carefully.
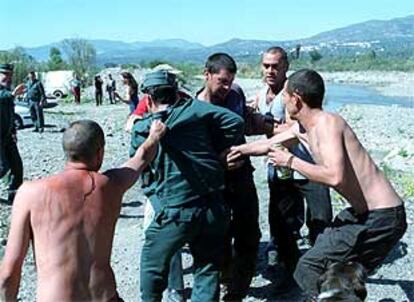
[225,123,298,170]
[104,120,166,192]
[0,184,32,301]
[233,123,298,157]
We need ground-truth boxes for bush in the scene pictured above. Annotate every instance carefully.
[0,47,38,84]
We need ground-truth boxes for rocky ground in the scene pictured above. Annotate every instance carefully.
[1,76,413,301]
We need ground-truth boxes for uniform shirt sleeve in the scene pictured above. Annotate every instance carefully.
[205,102,245,151]
[129,117,151,157]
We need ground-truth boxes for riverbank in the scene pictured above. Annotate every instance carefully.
[0,75,413,301]
[320,71,414,100]
[238,71,414,105]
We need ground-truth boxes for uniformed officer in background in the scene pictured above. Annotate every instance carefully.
[25,70,47,132]
[0,63,25,204]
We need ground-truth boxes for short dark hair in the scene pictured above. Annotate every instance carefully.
[146,85,177,105]
[63,120,105,162]
[264,46,288,62]
[287,69,325,109]
[205,53,237,74]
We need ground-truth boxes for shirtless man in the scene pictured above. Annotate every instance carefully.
[227,69,407,299]
[0,119,166,301]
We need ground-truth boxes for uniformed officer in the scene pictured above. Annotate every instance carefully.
[131,70,244,302]
[0,63,25,203]
[25,71,46,132]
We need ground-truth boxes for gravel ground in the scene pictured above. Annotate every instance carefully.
[1,81,413,301]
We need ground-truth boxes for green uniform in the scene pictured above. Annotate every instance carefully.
[130,97,244,302]
[26,78,46,132]
[0,85,23,203]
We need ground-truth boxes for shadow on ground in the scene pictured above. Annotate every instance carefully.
[122,200,144,208]
[247,242,305,301]
[382,241,408,264]
[368,277,414,302]
[0,198,11,206]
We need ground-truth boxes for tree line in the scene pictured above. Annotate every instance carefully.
[1,40,413,86]
[0,39,97,84]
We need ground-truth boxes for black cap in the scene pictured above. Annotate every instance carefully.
[0,63,14,73]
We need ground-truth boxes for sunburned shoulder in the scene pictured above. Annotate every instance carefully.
[316,112,347,129]
[17,174,62,194]
[13,180,45,208]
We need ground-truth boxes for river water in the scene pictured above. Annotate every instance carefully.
[325,83,414,111]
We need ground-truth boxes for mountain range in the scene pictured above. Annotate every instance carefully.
[18,15,414,65]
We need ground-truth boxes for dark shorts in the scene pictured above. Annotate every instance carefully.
[294,204,407,294]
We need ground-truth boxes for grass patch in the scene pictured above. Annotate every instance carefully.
[380,163,414,199]
[398,149,409,158]
[401,176,414,198]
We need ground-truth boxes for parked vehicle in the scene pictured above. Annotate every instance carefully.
[14,100,58,130]
[40,70,73,99]
[14,102,33,129]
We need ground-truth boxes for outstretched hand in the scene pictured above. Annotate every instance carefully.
[149,120,167,142]
[220,146,245,171]
[12,83,26,97]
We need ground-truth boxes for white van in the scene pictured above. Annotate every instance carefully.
[40,70,73,99]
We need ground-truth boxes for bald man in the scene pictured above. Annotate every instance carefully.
[0,119,166,301]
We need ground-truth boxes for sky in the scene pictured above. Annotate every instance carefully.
[1,0,413,49]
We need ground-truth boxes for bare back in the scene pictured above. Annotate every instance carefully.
[28,169,123,301]
[306,112,402,213]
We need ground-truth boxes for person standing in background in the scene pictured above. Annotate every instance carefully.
[95,75,103,106]
[25,71,47,132]
[115,71,139,114]
[106,74,116,104]
[0,63,25,204]
[70,74,82,104]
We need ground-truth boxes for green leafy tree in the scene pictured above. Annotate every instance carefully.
[367,50,377,60]
[0,47,37,84]
[104,62,117,68]
[47,47,67,70]
[62,39,96,79]
[309,50,323,64]
[147,60,169,69]
[295,44,301,59]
